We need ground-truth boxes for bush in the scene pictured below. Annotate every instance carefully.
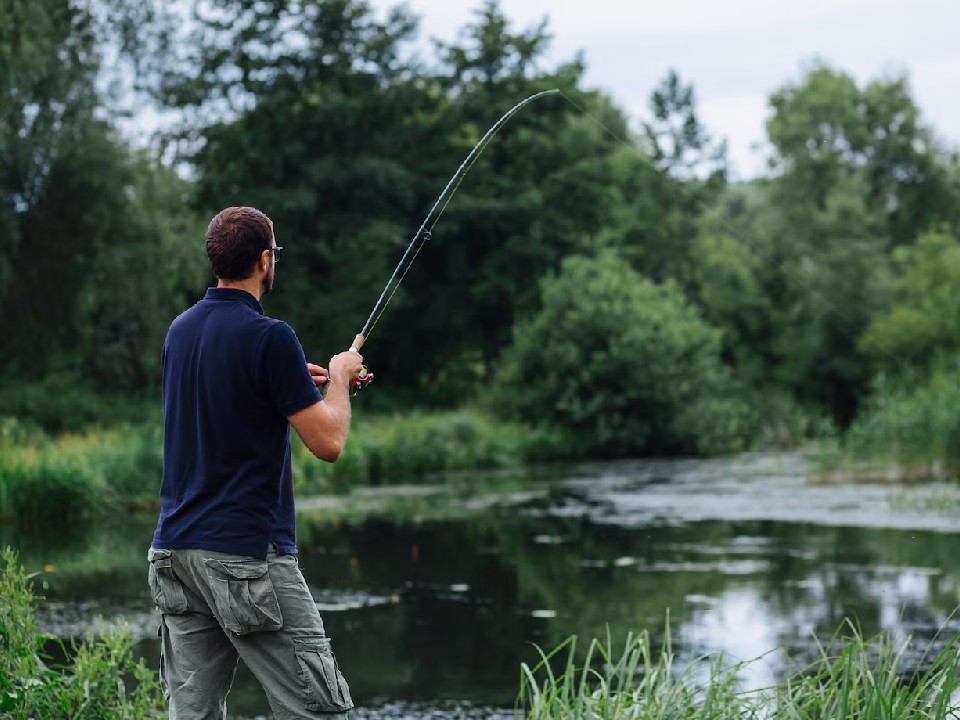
[843,359,960,477]
[0,375,155,435]
[0,547,165,718]
[488,251,758,458]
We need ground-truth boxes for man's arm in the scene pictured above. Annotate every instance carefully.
[288,351,364,462]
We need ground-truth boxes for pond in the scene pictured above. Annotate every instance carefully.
[7,451,960,719]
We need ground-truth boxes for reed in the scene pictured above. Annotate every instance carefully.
[292,409,574,494]
[0,409,572,523]
[0,421,163,527]
[842,365,960,480]
[517,618,960,719]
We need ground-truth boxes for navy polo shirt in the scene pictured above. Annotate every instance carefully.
[152,288,322,559]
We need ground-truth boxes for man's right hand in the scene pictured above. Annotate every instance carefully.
[290,350,363,462]
[328,350,365,386]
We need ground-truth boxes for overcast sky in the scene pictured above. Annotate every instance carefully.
[367,0,959,179]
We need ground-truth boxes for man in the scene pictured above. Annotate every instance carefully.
[148,206,364,719]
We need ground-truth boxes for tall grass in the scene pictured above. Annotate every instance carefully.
[777,620,960,719]
[292,409,575,494]
[0,409,573,524]
[0,547,165,718]
[0,420,163,528]
[841,365,960,480]
[518,619,960,719]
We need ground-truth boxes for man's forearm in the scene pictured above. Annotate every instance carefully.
[289,374,353,462]
[322,371,353,449]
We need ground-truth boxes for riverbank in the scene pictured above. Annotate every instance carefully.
[2,395,957,529]
[0,410,574,527]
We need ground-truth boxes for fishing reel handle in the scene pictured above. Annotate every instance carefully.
[349,334,373,394]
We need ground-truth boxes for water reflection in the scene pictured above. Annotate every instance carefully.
[6,452,960,718]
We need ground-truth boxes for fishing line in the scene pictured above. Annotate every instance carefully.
[350,88,560,354]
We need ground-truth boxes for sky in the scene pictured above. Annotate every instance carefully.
[365,0,959,179]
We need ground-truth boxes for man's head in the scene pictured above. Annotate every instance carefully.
[206,206,279,295]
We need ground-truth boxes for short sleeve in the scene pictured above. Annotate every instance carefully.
[261,322,323,416]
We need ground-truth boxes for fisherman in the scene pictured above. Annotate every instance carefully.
[147,206,363,719]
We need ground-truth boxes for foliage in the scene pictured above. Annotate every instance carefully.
[860,228,960,366]
[0,547,165,718]
[0,409,570,522]
[3,1,960,465]
[842,359,960,478]
[0,422,163,528]
[642,68,727,183]
[292,408,576,494]
[0,0,206,391]
[0,376,157,435]
[518,621,960,719]
[489,251,758,457]
[766,61,955,244]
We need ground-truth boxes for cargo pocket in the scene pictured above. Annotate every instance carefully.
[147,548,189,614]
[202,557,283,634]
[295,636,354,713]
[157,621,170,701]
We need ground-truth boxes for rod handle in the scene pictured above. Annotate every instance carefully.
[350,334,366,353]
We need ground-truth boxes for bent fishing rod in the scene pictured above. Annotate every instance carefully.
[345,88,560,393]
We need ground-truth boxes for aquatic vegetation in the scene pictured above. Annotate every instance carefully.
[0,422,162,528]
[518,619,960,719]
[831,364,960,481]
[292,409,576,494]
[0,410,572,524]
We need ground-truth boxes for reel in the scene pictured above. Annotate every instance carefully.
[351,366,374,396]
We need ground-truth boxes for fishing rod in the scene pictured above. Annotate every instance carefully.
[345,88,561,393]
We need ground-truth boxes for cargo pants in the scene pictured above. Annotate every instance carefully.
[147,545,352,719]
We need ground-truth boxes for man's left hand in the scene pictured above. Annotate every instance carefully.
[307,362,329,387]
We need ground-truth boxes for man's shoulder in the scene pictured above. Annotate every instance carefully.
[259,318,305,353]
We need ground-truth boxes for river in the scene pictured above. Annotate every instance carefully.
[7,451,960,719]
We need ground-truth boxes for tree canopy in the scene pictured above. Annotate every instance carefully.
[3,0,959,453]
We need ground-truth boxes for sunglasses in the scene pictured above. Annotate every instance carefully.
[267,246,284,262]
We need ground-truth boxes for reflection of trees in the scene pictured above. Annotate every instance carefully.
[8,487,960,710]
[475,511,752,655]
[296,514,531,706]
[745,522,960,672]
[297,508,960,702]
[1,516,157,600]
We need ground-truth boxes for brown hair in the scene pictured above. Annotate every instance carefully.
[205,206,273,280]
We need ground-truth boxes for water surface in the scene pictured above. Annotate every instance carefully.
[10,451,960,718]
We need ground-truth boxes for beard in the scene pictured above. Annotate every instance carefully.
[261,264,275,295]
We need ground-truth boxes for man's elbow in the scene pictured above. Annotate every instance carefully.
[312,439,344,463]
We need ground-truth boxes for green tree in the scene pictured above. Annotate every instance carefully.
[767,61,956,245]
[489,251,756,457]
[0,0,204,393]
[742,174,888,426]
[688,189,770,383]
[859,228,960,365]
[643,68,727,183]
[594,70,727,290]
[752,62,958,425]
[404,0,629,395]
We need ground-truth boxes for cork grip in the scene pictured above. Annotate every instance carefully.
[350,334,366,353]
